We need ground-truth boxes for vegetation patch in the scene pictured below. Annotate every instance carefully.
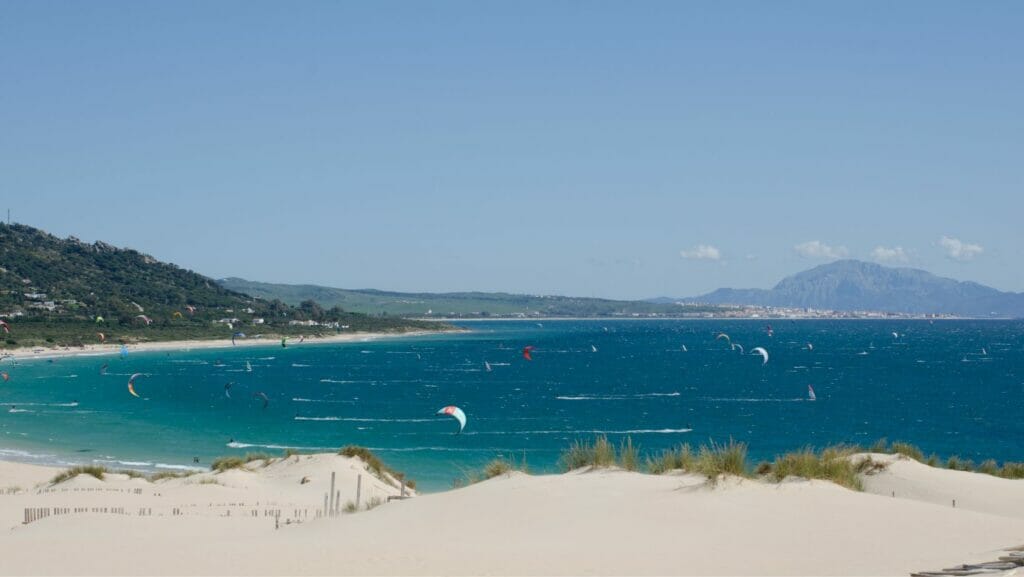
[210,453,272,473]
[51,465,107,484]
[559,435,618,471]
[149,470,196,482]
[338,445,415,489]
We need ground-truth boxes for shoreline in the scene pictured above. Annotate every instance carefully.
[0,328,459,362]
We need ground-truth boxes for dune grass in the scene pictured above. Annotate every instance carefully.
[762,445,885,491]
[210,452,273,473]
[619,437,640,472]
[559,435,619,471]
[51,465,107,484]
[115,469,146,479]
[338,445,415,489]
[148,470,196,482]
[646,444,695,474]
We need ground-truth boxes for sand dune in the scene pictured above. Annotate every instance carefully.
[1,455,1021,575]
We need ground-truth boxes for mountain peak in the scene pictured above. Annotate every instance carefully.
[693,260,1024,317]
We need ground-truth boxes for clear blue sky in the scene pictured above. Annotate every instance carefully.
[2,1,1021,299]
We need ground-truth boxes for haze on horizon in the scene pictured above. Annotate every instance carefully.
[2,2,1021,300]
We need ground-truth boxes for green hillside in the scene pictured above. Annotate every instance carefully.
[217,278,724,318]
[0,224,437,349]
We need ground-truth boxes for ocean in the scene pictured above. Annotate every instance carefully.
[1,319,1022,491]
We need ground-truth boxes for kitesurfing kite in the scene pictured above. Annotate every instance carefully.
[1,372,9,382]
[716,333,731,346]
[591,345,598,353]
[253,392,269,409]
[245,361,252,373]
[807,385,817,402]
[95,316,104,324]
[522,346,535,361]
[97,332,106,343]
[136,315,153,326]
[127,373,143,398]
[185,305,196,315]
[751,347,769,365]
[436,405,467,434]
[172,311,183,319]
[807,343,814,351]
[732,343,745,354]
[484,361,492,372]
[0,320,9,334]
[231,332,245,346]
[224,382,234,399]
[680,344,688,352]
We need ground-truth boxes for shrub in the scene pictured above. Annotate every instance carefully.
[51,465,107,484]
[343,500,357,513]
[365,496,384,511]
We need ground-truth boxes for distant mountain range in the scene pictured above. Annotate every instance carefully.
[217,278,725,318]
[670,260,1024,318]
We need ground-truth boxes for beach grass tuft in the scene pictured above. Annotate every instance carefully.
[338,445,415,489]
[645,444,695,474]
[365,496,384,511]
[764,445,871,491]
[148,470,196,482]
[888,441,924,462]
[619,437,639,471]
[115,469,146,479]
[999,462,1024,479]
[559,435,618,471]
[693,438,749,479]
[51,465,107,484]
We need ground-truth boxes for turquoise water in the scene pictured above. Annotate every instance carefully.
[1,320,1022,490]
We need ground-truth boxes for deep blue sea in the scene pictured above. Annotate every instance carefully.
[1,320,1022,491]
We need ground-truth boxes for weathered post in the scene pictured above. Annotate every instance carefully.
[329,471,336,516]
[356,474,362,510]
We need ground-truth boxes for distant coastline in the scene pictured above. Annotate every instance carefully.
[0,328,461,361]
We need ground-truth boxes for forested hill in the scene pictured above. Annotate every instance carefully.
[0,223,435,349]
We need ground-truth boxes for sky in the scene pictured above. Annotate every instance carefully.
[2,1,1022,299]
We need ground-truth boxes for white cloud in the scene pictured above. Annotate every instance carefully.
[939,236,983,261]
[871,246,909,263]
[680,244,721,261]
[793,240,848,260]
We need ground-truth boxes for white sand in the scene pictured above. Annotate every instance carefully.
[1,456,1021,575]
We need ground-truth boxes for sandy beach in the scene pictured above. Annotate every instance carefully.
[0,329,452,362]
[0,453,1021,576]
